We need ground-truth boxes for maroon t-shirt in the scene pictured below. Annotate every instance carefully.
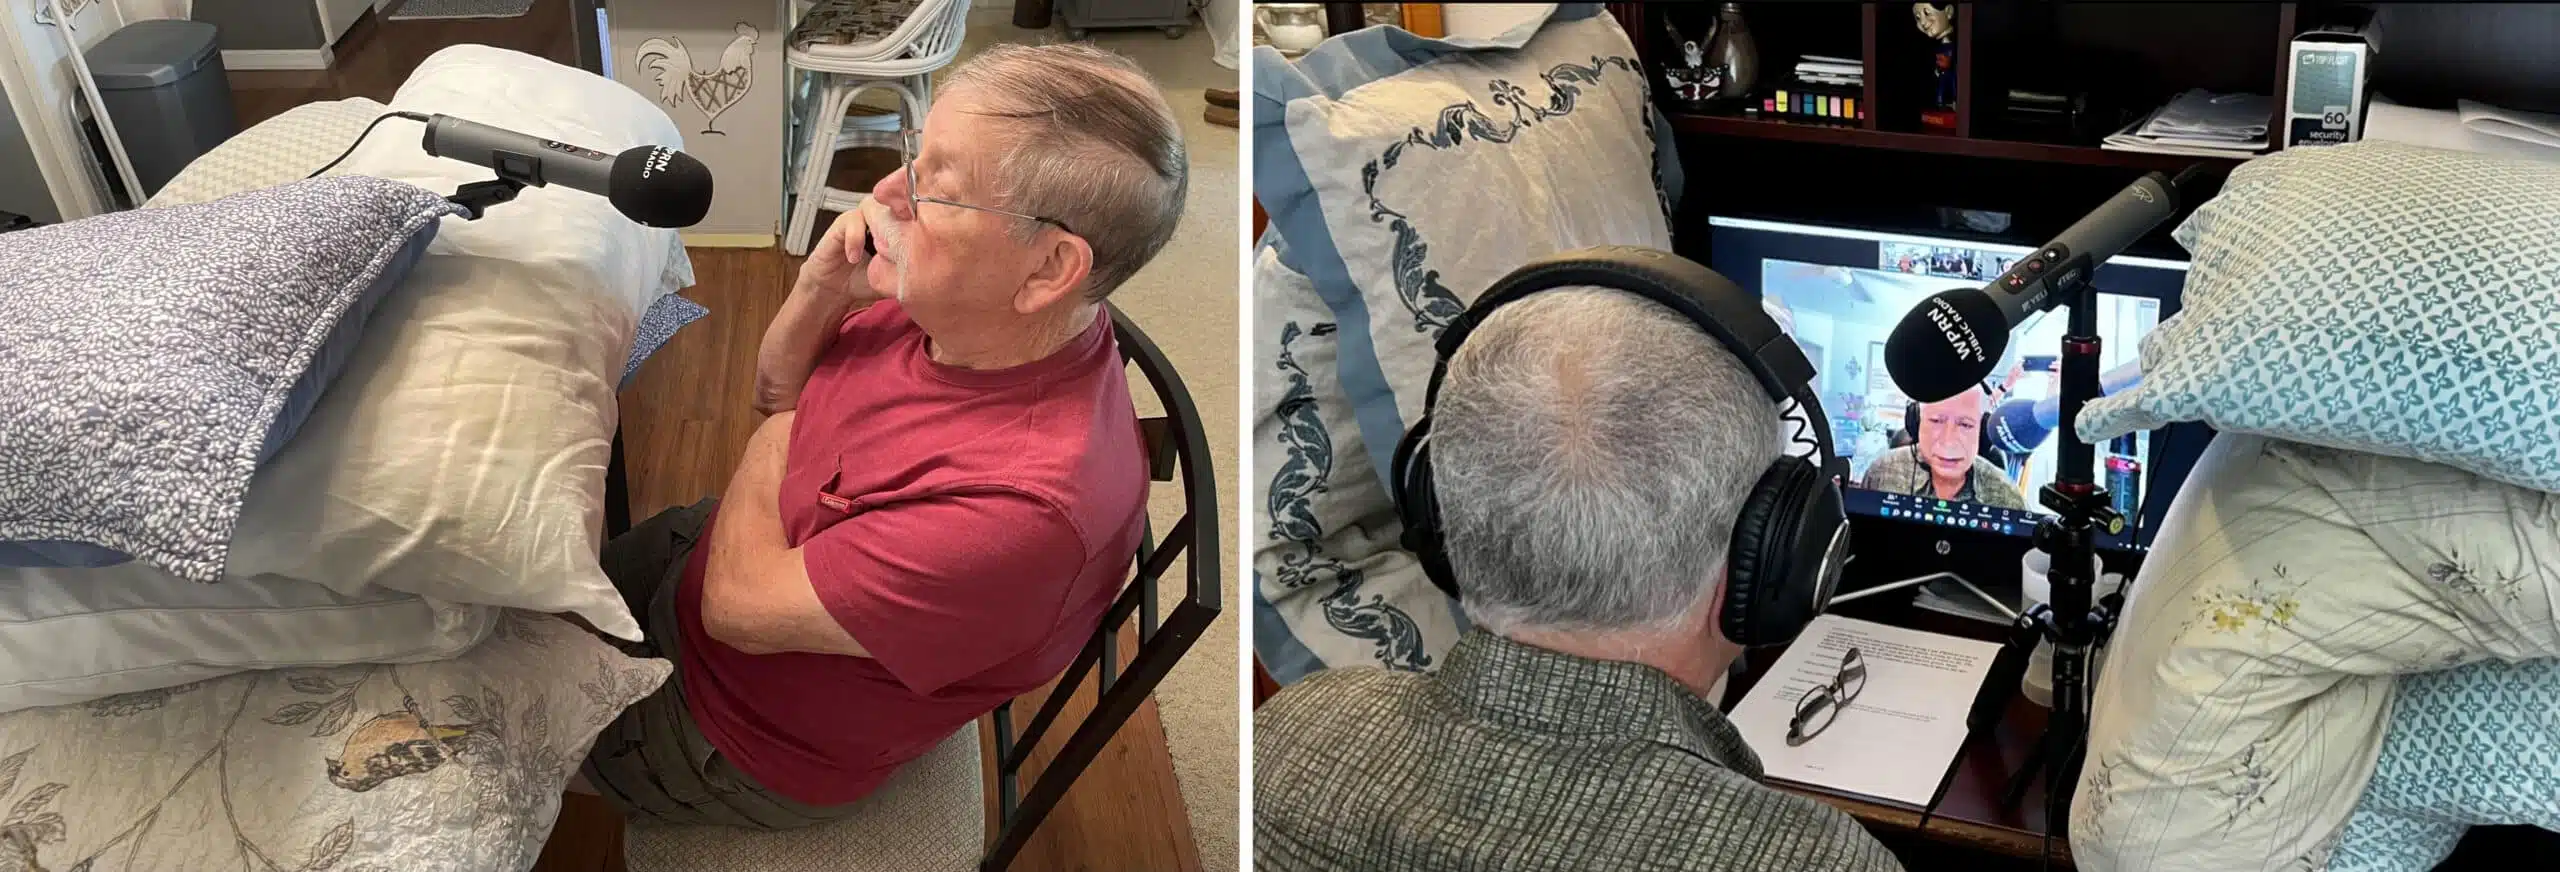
[674,301,1146,805]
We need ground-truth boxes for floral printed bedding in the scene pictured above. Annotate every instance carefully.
[2074,434,2560,872]
[0,614,665,872]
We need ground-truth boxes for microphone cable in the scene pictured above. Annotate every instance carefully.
[306,111,434,180]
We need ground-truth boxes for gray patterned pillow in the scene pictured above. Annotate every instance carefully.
[0,176,464,583]
[2080,141,2560,494]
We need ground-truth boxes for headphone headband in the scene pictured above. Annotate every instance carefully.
[1421,247,1844,478]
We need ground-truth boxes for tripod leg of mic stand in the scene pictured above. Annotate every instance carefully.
[1828,571,2021,622]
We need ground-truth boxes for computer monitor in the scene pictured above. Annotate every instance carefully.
[1708,215,2202,552]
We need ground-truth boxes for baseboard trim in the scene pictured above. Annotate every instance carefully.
[680,232,775,249]
[221,49,335,71]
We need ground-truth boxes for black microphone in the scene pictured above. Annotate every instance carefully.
[1884,167,2212,402]
[420,114,714,228]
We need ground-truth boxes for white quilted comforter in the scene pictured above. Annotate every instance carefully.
[2074,433,2560,872]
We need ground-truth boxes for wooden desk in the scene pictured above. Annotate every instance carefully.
[1727,596,2077,869]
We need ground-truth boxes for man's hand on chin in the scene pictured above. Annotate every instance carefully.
[796,208,887,312]
[755,207,888,416]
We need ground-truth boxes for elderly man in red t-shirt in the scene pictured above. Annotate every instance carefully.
[574,42,1186,828]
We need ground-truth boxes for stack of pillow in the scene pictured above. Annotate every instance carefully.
[0,173,513,711]
[2069,140,2560,872]
[0,45,690,872]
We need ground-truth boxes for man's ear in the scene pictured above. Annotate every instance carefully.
[1014,230,1095,315]
[1701,567,1729,631]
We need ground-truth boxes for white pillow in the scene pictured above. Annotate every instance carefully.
[0,613,667,872]
[0,562,497,715]
[227,251,643,639]
[223,45,690,640]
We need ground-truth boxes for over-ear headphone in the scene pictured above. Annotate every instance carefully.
[1390,247,1853,648]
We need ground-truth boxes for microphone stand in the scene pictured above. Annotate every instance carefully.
[1998,277,2132,853]
[447,158,544,220]
[446,177,528,221]
[1901,281,2131,868]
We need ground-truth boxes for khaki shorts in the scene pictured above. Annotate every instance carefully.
[577,498,855,831]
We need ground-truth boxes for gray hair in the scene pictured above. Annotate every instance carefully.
[942,43,1188,300]
[1433,287,1781,635]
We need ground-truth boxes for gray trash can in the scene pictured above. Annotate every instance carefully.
[85,19,237,198]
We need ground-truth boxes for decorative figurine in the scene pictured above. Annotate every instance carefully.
[1659,16,1723,105]
[1914,3,1958,131]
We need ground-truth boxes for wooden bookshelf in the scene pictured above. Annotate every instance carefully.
[1624,3,2297,170]
[1670,113,2242,173]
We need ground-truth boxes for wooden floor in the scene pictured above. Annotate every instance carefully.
[228,6,1202,870]
[228,0,583,127]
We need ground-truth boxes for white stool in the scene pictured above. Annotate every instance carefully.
[782,0,974,256]
[622,726,987,872]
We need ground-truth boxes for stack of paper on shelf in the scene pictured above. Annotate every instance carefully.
[1794,55,1864,88]
[2103,89,2271,156]
[1765,55,1864,123]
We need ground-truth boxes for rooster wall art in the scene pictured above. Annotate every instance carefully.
[636,23,759,136]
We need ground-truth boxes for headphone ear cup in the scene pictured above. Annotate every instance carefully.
[1723,456,1847,647]
[1391,422,1462,600]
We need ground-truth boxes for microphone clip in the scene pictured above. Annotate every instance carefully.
[446,176,528,221]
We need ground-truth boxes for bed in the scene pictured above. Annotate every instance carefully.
[0,46,706,872]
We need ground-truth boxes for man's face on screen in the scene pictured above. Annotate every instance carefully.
[1917,388,1986,487]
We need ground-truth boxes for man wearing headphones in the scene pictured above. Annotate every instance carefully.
[1862,385,2030,509]
[1254,251,1903,871]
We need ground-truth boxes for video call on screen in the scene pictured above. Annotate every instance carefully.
[1708,217,2192,545]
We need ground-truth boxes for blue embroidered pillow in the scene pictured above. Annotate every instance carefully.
[1249,3,1682,680]
[2080,141,2560,493]
[0,176,463,582]
[1251,2,1683,490]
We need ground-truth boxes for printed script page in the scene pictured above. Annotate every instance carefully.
[1727,614,2004,806]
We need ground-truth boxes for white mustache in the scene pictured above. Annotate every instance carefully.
[856,195,909,302]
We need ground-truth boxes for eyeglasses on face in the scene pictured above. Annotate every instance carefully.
[898,129,1075,235]
[1786,646,1868,746]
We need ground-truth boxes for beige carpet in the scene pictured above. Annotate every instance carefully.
[954,11,1241,870]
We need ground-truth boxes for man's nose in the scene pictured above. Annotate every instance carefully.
[870,172,913,221]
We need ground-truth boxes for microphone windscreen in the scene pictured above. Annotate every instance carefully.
[1885,289,2008,402]
[1989,397,2051,456]
[611,146,715,228]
